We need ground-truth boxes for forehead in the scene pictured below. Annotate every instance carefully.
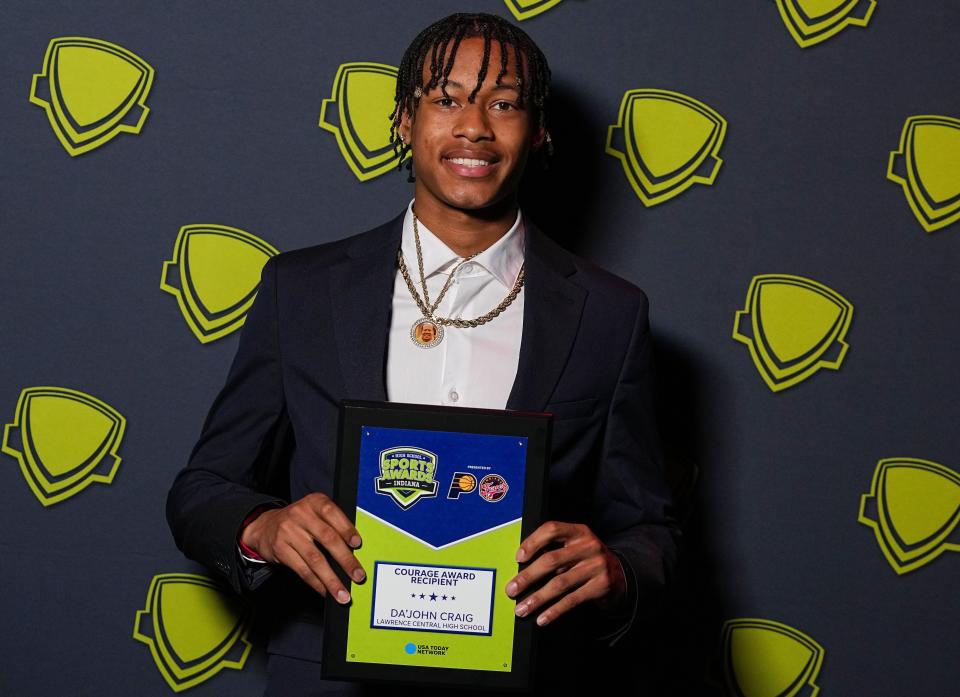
[420,35,524,90]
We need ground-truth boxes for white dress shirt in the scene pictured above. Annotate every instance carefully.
[386,199,525,409]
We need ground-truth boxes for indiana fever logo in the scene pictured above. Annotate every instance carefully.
[375,447,439,510]
[774,0,876,48]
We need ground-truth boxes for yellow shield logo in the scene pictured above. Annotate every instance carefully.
[503,0,564,21]
[133,573,252,692]
[2,386,125,506]
[887,115,960,233]
[28,37,154,156]
[774,0,876,48]
[319,62,407,181]
[161,224,279,344]
[733,274,853,392]
[859,458,960,574]
[722,619,824,697]
[606,89,726,207]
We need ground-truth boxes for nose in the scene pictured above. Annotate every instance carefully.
[453,101,493,142]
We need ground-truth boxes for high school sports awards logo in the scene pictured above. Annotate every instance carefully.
[133,573,251,692]
[503,0,564,21]
[319,62,407,181]
[29,37,154,156]
[721,618,825,697]
[160,224,279,344]
[887,115,960,233]
[773,0,876,48]
[733,274,853,392]
[606,89,726,207]
[2,386,125,506]
[859,457,960,574]
[375,447,439,509]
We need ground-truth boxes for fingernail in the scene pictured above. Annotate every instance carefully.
[353,569,366,582]
[516,548,526,562]
[537,613,549,626]
[337,590,351,604]
[515,602,528,617]
[506,581,517,597]
[350,535,362,548]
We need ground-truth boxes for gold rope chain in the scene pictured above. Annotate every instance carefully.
[396,213,525,329]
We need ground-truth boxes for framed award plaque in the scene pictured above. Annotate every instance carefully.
[321,400,551,691]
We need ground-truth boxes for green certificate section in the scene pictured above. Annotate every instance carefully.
[347,509,521,672]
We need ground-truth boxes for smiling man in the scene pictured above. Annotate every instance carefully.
[167,12,678,697]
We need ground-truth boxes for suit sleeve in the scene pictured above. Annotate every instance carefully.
[166,256,289,594]
[589,292,679,646]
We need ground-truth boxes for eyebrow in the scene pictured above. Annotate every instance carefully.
[441,79,519,94]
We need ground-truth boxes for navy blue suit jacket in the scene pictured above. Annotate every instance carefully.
[166,210,678,693]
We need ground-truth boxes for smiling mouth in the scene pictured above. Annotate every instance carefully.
[446,157,493,167]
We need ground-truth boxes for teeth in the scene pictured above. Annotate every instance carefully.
[448,157,490,167]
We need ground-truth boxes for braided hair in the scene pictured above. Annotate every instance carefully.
[389,12,552,180]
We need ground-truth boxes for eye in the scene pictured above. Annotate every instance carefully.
[493,101,517,111]
[435,97,457,108]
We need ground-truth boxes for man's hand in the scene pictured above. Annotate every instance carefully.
[240,492,366,603]
[505,521,626,626]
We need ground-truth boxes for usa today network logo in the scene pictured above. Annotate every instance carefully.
[405,642,448,656]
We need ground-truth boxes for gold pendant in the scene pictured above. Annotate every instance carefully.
[411,317,443,348]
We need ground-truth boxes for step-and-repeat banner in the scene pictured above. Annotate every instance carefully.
[2,2,957,695]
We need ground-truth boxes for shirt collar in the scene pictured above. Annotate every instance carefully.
[400,199,525,288]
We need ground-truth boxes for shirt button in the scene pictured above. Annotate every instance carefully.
[460,262,475,274]
[448,390,460,403]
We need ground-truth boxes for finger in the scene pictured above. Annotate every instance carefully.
[289,532,353,604]
[533,573,609,627]
[513,558,597,621]
[307,493,363,549]
[515,521,578,563]
[296,513,367,584]
[273,540,328,597]
[505,545,579,598]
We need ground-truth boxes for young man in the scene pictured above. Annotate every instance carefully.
[167,12,677,696]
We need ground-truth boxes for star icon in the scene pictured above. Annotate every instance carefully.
[430,593,438,601]
[441,595,448,601]
[419,593,425,599]
[411,593,416,599]
[451,596,456,601]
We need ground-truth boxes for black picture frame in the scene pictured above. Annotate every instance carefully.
[321,400,551,692]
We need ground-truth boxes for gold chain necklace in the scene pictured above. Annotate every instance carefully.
[398,213,525,348]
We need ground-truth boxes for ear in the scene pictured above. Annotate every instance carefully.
[531,126,547,152]
[399,107,414,145]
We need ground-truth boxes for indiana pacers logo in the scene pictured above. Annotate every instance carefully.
[606,89,726,207]
[447,472,477,499]
[733,274,853,392]
[503,0,564,21]
[133,573,252,692]
[774,0,876,48]
[859,458,960,574]
[721,618,824,697]
[887,115,960,233]
[375,447,439,510]
[28,37,154,156]
[2,386,125,506]
[161,224,279,344]
[320,62,407,181]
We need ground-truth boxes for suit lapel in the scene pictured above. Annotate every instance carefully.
[506,222,586,412]
[329,214,403,401]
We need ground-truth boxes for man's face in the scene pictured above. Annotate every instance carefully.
[399,37,544,214]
